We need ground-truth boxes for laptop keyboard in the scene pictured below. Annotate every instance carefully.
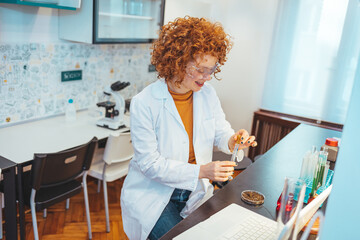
[222,212,278,240]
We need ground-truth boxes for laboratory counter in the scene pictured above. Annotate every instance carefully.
[161,124,341,240]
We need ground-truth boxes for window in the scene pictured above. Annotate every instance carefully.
[261,0,360,124]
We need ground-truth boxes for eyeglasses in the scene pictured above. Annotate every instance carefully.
[187,62,218,79]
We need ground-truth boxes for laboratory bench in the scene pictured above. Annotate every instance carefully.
[161,124,342,240]
[0,110,130,240]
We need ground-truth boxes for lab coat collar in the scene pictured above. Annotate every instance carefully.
[151,79,205,148]
[193,90,201,161]
[151,79,185,130]
[150,79,204,99]
[151,79,170,100]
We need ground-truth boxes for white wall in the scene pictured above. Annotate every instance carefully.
[1,0,278,142]
[164,0,213,22]
[0,0,278,137]
[164,0,279,153]
[210,0,279,133]
[0,3,155,126]
[0,3,60,42]
[320,54,360,239]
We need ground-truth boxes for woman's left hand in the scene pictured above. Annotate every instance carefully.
[228,129,257,152]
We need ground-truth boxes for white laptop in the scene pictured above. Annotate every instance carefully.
[174,203,279,240]
[174,185,332,240]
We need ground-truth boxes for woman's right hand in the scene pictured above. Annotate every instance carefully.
[199,161,236,182]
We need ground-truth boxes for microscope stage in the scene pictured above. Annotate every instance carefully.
[96,118,126,130]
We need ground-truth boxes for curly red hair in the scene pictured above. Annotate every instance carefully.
[151,16,232,85]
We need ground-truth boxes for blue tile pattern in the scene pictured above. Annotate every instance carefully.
[0,43,157,126]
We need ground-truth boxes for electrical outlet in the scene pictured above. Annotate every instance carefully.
[148,64,156,72]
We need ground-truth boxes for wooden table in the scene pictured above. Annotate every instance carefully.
[161,124,341,239]
[0,156,17,240]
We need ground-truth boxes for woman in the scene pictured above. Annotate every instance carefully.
[121,16,256,240]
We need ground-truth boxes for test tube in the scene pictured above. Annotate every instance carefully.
[311,158,319,196]
[317,150,328,188]
[322,161,330,187]
[300,151,311,180]
[311,145,317,153]
[308,151,318,182]
[230,143,240,162]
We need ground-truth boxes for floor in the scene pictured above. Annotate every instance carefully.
[14,177,128,240]
[4,170,243,240]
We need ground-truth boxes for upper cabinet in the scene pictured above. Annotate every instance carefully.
[59,0,165,44]
[0,0,80,10]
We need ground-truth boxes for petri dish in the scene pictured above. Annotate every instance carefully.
[241,190,265,206]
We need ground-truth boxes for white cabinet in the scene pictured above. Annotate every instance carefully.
[59,0,165,44]
[0,0,80,10]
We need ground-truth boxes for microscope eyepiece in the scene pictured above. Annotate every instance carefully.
[111,81,130,91]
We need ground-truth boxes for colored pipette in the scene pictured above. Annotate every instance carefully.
[228,140,241,180]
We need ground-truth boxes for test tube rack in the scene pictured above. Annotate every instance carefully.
[302,169,334,204]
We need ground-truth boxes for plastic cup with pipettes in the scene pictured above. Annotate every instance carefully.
[276,177,306,239]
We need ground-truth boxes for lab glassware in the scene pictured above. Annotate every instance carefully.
[276,177,306,239]
[65,99,77,122]
[321,138,339,162]
[228,143,240,180]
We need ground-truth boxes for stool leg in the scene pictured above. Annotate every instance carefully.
[97,180,101,193]
[0,193,3,239]
[30,190,39,240]
[103,180,110,232]
[82,173,92,239]
[66,198,70,209]
[102,164,110,232]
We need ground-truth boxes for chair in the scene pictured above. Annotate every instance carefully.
[22,137,97,240]
[88,132,134,232]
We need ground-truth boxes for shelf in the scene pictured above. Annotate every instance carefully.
[59,0,164,44]
[99,12,154,20]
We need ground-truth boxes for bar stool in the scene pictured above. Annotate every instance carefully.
[22,137,97,240]
[88,132,134,233]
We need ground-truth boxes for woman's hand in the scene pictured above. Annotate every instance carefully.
[199,161,236,182]
[228,129,257,152]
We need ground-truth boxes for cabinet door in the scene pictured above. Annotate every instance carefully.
[94,0,164,43]
[0,0,80,10]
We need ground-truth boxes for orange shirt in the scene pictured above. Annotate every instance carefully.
[168,88,196,164]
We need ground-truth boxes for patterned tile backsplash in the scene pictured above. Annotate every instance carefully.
[0,43,157,127]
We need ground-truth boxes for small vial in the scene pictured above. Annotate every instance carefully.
[321,138,339,162]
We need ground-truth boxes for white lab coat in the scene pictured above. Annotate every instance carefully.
[121,79,240,240]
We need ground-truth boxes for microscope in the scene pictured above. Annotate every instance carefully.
[96,81,130,130]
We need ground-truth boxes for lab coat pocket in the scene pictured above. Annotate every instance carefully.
[180,179,213,218]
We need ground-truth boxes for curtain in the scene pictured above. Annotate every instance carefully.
[261,0,360,124]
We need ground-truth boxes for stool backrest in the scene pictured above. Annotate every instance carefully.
[103,132,134,165]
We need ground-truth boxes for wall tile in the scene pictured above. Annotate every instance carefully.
[0,43,157,126]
